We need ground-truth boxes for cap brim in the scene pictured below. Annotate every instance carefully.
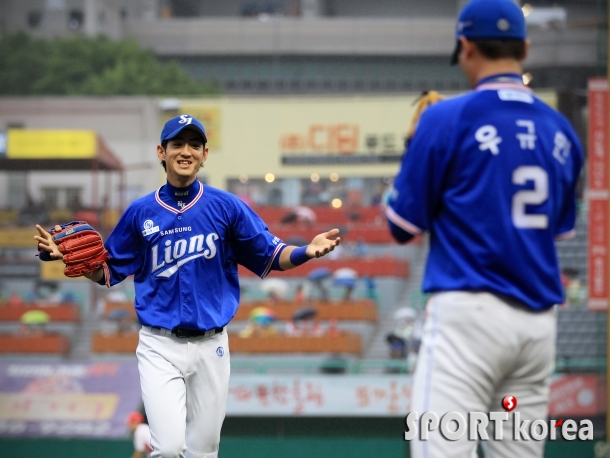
[450,40,461,66]
[165,125,208,144]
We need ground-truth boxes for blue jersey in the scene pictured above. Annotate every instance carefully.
[386,74,583,310]
[103,180,285,330]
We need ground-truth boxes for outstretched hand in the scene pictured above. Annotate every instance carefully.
[34,224,63,260]
[306,228,341,258]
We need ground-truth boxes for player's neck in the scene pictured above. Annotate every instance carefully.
[471,60,523,88]
[166,174,198,188]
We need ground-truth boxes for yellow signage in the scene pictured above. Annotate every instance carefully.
[0,394,119,420]
[0,228,37,248]
[159,91,557,189]
[41,260,86,281]
[7,130,97,159]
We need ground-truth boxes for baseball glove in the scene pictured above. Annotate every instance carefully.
[38,221,109,278]
[406,90,445,147]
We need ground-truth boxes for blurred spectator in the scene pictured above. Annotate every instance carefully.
[106,289,129,303]
[294,283,305,305]
[293,281,311,305]
[239,306,277,337]
[127,411,152,458]
[7,293,24,307]
[280,206,316,226]
[98,288,130,317]
[287,307,323,336]
[363,277,379,302]
[19,309,50,336]
[302,181,324,205]
[371,182,386,206]
[106,308,138,334]
[386,334,407,358]
[259,278,289,304]
[333,267,358,301]
[32,281,62,304]
[327,318,340,337]
[386,307,421,372]
[307,268,331,301]
[241,1,285,17]
[561,267,586,307]
[353,237,369,258]
[60,290,78,304]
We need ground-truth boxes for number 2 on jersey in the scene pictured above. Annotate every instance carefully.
[512,166,548,229]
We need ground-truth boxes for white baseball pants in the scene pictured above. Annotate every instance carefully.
[410,291,556,458]
[136,327,230,458]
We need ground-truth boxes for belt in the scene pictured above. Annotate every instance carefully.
[144,326,224,338]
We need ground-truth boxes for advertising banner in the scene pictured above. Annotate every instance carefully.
[587,79,609,310]
[225,373,604,418]
[6,130,97,159]
[0,362,141,438]
[0,364,600,438]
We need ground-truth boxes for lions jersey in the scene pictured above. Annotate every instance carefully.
[386,73,583,311]
[103,180,285,330]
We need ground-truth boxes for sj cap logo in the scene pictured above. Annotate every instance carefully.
[457,20,473,32]
[216,347,224,357]
[497,18,510,31]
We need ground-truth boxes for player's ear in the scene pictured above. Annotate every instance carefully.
[202,146,209,163]
[459,36,475,60]
[156,144,166,161]
[521,39,530,61]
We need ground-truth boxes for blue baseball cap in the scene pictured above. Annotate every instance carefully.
[160,114,207,144]
[450,0,526,65]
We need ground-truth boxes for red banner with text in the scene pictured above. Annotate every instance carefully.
[587,79,609,311]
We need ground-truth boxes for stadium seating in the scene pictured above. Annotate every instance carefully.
[238,257,408,278]
[0,333,70,354]
[91,331,138,353]
[229,333,362,355]
[103,300,137,318]
[234,299,378,321]
[91,331,362,354]
[0,303,81,322]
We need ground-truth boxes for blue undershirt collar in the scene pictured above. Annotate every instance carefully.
[159,180,201,210]
[476,73,524,88]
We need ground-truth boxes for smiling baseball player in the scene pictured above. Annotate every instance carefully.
[35,114,340,458]
[385,0,583,457]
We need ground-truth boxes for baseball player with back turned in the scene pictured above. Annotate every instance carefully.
[35,114,340,458]
[385,0,583,457]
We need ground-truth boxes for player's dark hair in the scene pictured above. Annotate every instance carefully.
[161,140,168,171]
[159,139,207,171]
[471,39,526,61]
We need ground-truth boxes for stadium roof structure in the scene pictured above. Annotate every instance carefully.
[0,129,123,171]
